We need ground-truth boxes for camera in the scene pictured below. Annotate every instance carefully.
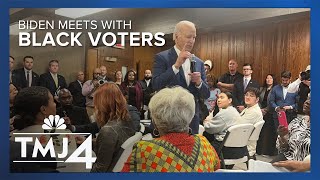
[99,79,106,85]
[97,76,107,85]
[300,70,310,81]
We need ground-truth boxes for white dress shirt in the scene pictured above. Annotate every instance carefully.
[172,45,191,86]
[145,79,151,87]
[283,86,288,99]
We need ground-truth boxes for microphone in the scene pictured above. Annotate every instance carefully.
[190,54,196,73]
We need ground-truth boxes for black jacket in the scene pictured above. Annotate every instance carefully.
[68,81,86,107]
[139,79,154,106]
[39,72,67,96]
[12,68,39,89]
[56,105,91,126]
[233,78,260,107]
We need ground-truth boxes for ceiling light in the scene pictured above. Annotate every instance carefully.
[55,8,111,19]
[10,23,33,35]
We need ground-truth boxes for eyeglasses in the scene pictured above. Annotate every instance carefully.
[243,69,252,71]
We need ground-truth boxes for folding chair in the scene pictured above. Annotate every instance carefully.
[217,124,254,169]
[198,124,205,135]
[248,120,265,159]
[112,123,145,172]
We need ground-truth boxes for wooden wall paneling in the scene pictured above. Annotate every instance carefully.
[220,32,229,78]
[280,23,287,79]
[97,46,134,81]
[199,34,208,60]
[207,34,213,63]
[193,35,201,60]
[275,23,287,84]
[253,31,263,83]
[86,48,98,80]
[261,29,271,83]
[236,32,244,67]
[228,34,236,63]
[213,33,222,78]
[87,18,309,86]
[134,46,162,80]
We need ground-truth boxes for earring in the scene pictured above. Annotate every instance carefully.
[152,128,160,137]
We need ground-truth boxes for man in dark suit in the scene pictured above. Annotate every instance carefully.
[68,71,86,107]
[139,69,154,119]
[152,20,210,134]
[269,71,298,127]
[233,63,260,112]
[12,56,40,90]
[39,60,67,100]
[56,88,91,126]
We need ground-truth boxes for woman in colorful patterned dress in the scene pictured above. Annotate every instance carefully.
[122,86,220,172]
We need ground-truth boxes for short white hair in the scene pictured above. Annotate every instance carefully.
[149,86,195,134]
[173,20,196,41]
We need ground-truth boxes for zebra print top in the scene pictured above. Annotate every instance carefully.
[276,116,310,161]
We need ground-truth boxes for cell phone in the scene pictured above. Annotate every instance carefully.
[277,111,288,128]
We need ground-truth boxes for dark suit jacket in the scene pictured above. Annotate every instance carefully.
[39,72,67,96]
[269,85,298,110]
[12,68,39,89]
[139,79,154,106]
[152,47,210,133]
[68,81,86,107]
[268,85,298,124]
[56,105,91,126]
[233,78,260,107]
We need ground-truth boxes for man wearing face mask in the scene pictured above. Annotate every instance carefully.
[56,88,91,126]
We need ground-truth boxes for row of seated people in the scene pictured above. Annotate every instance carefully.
[9,83,310,172]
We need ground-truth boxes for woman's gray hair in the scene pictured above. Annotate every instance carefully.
[149,86,195,134]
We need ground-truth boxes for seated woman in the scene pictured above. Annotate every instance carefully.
[203,92,240,150]
[10,86,58,172]
[271,95,310,163]
[91,83,136,172]
[122,86,220,172]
